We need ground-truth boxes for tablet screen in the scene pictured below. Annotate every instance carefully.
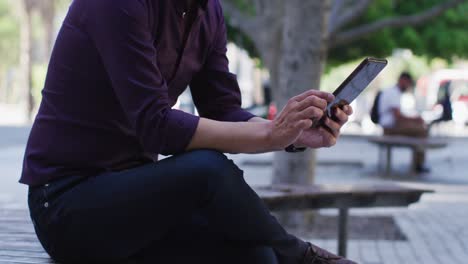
[326,58,387,117]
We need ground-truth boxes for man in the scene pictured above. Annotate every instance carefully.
[379,72,429,173]
[22,0,356,263]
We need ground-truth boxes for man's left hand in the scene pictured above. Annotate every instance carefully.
[293,105,353,149]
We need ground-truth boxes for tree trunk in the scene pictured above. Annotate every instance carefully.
[19,0,35,120]
[269,0,332,227]
[273,0,332,186]
[258,24,283,97]
[39,0,55,60]
[0,67,5,102]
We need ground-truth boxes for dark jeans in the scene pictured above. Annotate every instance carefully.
[28,150,308,264]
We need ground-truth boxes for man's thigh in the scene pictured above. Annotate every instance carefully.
[47,150,234,262]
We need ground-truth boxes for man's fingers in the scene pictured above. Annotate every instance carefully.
[319,127,337,147]
[343,105,354,115]
[296,96,327,111]
[333,108,349,125]
[298,105,324,120]
[291,90,317,102]
[324,118,341,137]
[292,90,334,103]
[296,119,313,130]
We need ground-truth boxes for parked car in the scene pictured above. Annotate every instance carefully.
[416,69,468,126]
[451,80,468,125]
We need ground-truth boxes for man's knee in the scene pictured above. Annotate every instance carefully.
[189,150,243,182]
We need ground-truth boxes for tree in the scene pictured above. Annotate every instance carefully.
[37,0,55,60]
[15,0,63,118]
[221,0,468,186]
[19,0,35,118]
[0,1,19,102]
[328,0,468,65]
[0,1,19,68]
[37,0,70,60]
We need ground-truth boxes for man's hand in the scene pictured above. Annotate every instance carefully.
[267,90,334,150]
[294,105,353,149]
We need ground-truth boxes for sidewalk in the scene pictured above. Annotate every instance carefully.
[231,136,468,264]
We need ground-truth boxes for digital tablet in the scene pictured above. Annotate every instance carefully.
[312,57,388,128]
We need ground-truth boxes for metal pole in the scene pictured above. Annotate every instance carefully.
[338,208,349,257]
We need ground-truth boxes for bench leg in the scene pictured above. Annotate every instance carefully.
[411,147,425,173]
[411,148,417,173]
[378,146,384,172]
[338,208,349,257]
[385,146,392,177]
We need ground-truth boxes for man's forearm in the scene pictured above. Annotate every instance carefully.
[187,90,339,154]
[187,118,278,154]
[248,116,270,123]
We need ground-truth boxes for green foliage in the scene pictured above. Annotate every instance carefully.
[0,1,19,68]
[32,63,47,103]
[328,0,468,65]
[227,0,256,15]
[226,24,260,59]
[55,0,72,10]
[225,0,259,59]
[225,0,468,66]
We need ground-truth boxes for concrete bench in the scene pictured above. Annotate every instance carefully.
[0,184,430,262]
[368,135,448,176]
[257,184,431,257]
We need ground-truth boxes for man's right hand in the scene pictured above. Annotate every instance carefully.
[188,90,335,155]
[267,90,334,150]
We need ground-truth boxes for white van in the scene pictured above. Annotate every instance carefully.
[416,69,468,126]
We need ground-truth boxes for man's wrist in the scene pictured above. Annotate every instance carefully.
[249,117,281,152]
[262,121,282,152]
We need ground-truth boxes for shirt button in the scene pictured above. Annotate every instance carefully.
[44,202,49,208]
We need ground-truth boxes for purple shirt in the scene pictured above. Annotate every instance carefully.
[20,0,254,186]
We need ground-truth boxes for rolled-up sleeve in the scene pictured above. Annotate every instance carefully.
[190,4,255,122]
[83,0,199,155]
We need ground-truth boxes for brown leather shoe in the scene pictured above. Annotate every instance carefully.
[302,243,358,264]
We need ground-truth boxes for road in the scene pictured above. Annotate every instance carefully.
[0,126,31,209]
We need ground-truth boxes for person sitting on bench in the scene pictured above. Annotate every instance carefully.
[378,72,430,173]
[20,0,356,263]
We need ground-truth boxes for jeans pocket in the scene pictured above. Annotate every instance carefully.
[28,187,45,219]
[28,186,54,254]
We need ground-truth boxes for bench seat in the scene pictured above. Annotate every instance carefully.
[368,135,448,176]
